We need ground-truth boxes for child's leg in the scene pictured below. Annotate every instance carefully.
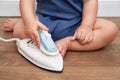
[2,18,19,31]
[2,18,28,39]
[55,18,118,57]
[13,19,28,39]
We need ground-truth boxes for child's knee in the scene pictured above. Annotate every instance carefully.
[108,22,118,38]
[103,21,118,43]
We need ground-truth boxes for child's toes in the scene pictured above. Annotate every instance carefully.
[2,25,12,31]
[57,45,62,53]
[1,18,17,32]
[57,46,66,57]
[3,27,12,31]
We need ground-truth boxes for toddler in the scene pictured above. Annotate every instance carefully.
[2,0,118,57]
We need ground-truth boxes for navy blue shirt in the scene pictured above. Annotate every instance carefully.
[36,0,83,41]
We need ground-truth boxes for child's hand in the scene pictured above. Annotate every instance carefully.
[71,25,93,44]
[24,19,48,47]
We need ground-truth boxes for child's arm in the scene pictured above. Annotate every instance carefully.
[72,0,98,44]
[81,0,98,29]
[20,0,48,47]
[20,0,35,24]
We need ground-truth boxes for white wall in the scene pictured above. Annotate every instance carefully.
[98,0,120,17]
[99,0,120,2]
[0,0,20,16]
[0,0,120,17]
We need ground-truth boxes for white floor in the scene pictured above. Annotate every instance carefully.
[0,0,120,17]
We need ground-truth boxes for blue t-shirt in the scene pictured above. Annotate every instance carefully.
[36,0,83,41]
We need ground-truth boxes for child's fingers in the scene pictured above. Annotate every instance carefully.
[81,34,93,44]
[71,36,76,40]
[33,31,40,47]
[37,21,49,31]
[88,35,93,43]
[81,34,90,44]
[29,31,40,47]
[71,31,77,40]
[78,33,85,42]
[30,33,35,43]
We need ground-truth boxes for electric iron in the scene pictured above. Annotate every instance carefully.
[0,30,63,72]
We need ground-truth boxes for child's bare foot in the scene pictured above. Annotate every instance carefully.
[55,37,70,57]
[2,18,19,31]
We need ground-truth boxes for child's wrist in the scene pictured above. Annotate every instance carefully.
[24,18,36,26]
[80,24,93,30]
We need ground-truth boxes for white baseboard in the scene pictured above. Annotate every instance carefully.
[98,0,120,17]
[0,0,120,17]
[0,0,20,16]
